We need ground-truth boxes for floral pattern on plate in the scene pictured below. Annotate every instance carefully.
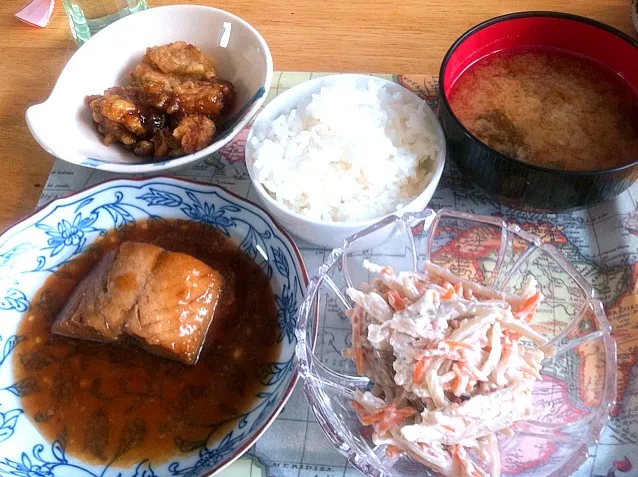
[0,178,309,477]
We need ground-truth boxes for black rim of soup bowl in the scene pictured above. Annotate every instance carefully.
[438,11,638,211]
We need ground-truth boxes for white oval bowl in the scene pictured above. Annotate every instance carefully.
[0,177,310,476]
[244,74,446,249]
[25,5,273,174]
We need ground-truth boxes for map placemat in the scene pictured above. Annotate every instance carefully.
[36,73,638,477]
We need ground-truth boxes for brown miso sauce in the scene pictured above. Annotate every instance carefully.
[448,47,638,171]
[13,219,280,466]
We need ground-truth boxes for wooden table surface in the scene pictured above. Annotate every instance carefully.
[0,0,636,232]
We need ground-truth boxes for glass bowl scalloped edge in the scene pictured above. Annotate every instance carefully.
[295,207,617,477]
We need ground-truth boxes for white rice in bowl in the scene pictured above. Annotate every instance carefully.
[249,79,440,222]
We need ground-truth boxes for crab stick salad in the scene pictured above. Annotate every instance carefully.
[345,260,551,477]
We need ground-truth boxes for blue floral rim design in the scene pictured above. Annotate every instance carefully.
[0,177,313,477]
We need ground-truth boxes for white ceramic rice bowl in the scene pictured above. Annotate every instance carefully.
[245,74,446,249]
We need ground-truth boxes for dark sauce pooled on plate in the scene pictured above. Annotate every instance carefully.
[13,219,280,466]
[448,48,638,171]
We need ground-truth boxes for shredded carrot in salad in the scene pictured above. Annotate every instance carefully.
[345,260,552,477]
[387,289,406,311]
[385,445,401,458]
[346,307,366,375]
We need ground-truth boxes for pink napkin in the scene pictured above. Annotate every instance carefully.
[15,0,55,28]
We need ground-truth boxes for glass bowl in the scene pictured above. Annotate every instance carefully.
[295,208,617,476]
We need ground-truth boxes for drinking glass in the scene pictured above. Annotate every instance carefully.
[62,0,148,45]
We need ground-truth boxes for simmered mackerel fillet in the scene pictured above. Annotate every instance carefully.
[52,242,163,341]
[52,242,223,365]
[124,249,223,364]
[345,260,552,477]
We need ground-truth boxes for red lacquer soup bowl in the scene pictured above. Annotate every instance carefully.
[438,11,638,210]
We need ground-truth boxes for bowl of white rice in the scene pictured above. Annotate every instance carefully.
[245,74,446,248]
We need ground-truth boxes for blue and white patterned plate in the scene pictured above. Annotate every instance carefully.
[0,177,310,477]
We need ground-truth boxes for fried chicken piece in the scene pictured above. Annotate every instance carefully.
[130,42,217,91]
[137,81,180,113]
[133,140,155,156]
[130,63,203,92]
[154,128,182,156]
[173,79,235,117]
[145,41,216,79]
[132,128,182,158]
[86,87,167,155]
[88,87,146,135]
[173,115,216,154]
[86,90,142,148]
[86,96,137,147]
[86,42,232,159]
